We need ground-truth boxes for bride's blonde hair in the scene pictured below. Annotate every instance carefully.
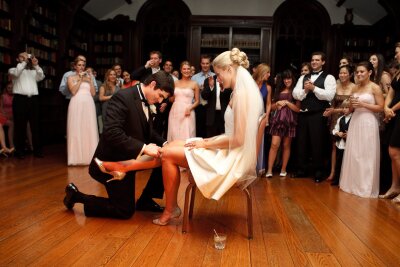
[212,48,249,69]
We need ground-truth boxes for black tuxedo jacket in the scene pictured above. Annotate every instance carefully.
[201,75,232,126]
[131,66,153,82]
[89,83,165,184]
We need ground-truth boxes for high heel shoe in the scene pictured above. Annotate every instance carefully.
[0,148,8,157]
[152,206,181,226]
[7,147,15,155]
[391,195,400,204]
[94,158,126,183]
[378,191,400,199]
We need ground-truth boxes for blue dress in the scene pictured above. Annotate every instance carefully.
[256,82,268,174]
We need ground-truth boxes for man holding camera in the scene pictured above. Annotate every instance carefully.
[8,52,45,158]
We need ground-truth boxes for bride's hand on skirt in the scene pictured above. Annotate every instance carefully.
[185,139,207,150]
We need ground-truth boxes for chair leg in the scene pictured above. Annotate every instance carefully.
[189,185,196,218]
[243,186,253,239]
[182,182,195,234]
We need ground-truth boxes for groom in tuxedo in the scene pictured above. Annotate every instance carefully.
[63,71,174,219]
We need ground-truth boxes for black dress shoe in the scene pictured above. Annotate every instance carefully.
[64,183,78,210]
[136,198,164,212]
[314,171,326,183]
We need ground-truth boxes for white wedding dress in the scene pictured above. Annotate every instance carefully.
[184,106,243,200]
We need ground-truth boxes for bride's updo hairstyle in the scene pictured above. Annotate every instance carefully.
[212,47,249,69]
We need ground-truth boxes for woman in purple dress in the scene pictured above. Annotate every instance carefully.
[265,69,300,177]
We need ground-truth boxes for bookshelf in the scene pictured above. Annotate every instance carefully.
[25,1,58,90]
[0,0,12,85]
[331,22,397,66]
[189,16,272,66]
[64,10,96,71]
[91,15,135,81]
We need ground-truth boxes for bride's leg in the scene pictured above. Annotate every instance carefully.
[102,158,161,172]
[158,141,189,222]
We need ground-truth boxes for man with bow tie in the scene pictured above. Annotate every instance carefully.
[62,71,174,219]
[292,51,336,182]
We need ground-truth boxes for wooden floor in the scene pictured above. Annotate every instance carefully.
[0,145,399,266]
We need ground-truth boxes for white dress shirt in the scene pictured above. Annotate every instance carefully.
[292,72,336,102]
[8,62,45,96]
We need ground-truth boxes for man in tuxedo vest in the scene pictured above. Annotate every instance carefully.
[63,71,174,219]
[292,51,336,182]
[201,75,232,137]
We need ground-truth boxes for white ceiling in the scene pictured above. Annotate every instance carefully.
[83,0,387,25]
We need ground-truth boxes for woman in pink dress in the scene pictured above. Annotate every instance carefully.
[167,61,199,141]
[339,61,384,198]
[67,59,99,165]
[0,82,14,155]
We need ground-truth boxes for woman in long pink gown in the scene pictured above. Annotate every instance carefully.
[339,61,384,198]
[167,61,199,141]
[67,59,99,165]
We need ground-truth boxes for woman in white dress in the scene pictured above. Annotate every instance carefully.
[156,48,263,225]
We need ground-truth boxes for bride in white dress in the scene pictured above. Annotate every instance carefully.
[155,48,264,225]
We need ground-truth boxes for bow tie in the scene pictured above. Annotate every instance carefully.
[141,98,150,107]
[311,71,322,76]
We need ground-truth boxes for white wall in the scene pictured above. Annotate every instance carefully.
[100,0,377,25]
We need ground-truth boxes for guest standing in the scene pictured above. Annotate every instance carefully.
[323,65,354,181]
[339,61,384,198]
[0,82,14,155]
[8,52,44,158]
[66,59,98,165]
[266,69,300,177]
[379,42,400,203]
[99,69,120,120]
[167,61,199,141]
[292,52,336,182]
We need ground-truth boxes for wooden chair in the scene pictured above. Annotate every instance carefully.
[181,113,267,239]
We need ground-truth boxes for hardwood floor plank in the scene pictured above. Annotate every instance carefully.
[306,252,341,267]
[263,233,294,266]
[28,218,107,266]
[1,145,399,266]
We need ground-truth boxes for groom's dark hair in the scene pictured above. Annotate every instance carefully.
[144,70,174,96]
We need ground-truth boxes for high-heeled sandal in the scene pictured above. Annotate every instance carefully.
[378,191,400,199]
[391,195,400,204]
[94,158,126,183]
[0,148,8,157]
[152,206,182,226]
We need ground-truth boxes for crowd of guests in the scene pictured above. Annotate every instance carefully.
[2,44,400,208]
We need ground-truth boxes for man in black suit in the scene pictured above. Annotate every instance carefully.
[63,71,174,219]
[131,51,162,82]
[292,51,336,182]
[201,75,232,137]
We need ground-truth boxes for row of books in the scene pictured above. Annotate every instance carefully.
[0,18,11,31]
[94,33,123,42]
[28,33,58,50]
[27,46,57,63]
[29,17,57,36]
